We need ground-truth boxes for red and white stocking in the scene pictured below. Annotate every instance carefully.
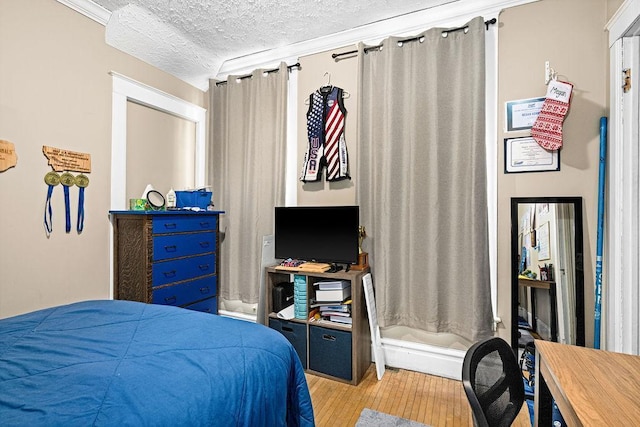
[531,80,573,150]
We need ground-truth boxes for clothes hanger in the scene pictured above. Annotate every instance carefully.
[304,72,349,104]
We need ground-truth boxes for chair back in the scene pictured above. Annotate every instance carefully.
[462,337,524,427]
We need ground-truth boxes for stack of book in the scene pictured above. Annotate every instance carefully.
[313,280,352,325]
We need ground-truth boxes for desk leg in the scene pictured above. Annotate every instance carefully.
[534,349,553,426]
[549,283,558,342]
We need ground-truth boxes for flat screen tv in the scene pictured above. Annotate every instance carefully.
[274,206,359,265]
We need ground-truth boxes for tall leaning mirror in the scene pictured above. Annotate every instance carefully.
[510,197,585,352]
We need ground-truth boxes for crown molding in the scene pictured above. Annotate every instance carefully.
[56,0,539,87]
[56,0,111,25]
[216,0,539,79]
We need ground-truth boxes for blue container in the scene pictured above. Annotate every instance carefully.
[269,319,307,369]
[309,325,352,380]
[175,190,212,209]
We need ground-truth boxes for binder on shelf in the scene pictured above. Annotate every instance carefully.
[316,280,350,290]
[315,286,351,302]
[328,316,352,325]
[319,305,350,313]
[321,311,351,317]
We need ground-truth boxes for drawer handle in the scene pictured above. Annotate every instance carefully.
[199,241,211,248]
[322,334,336,342]
[164,245,177,252]
[282,326,294,332]
[199,221,210,228]
[164,296,177,304]
[199,286,210,294]
[163,270,177,278]
[198,264,210,271]
[163,223,177,229]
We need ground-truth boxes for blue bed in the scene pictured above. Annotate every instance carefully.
[0,300,315,426]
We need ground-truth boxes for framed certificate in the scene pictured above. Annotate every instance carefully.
[504,137,560,173]
[505,97,545,132]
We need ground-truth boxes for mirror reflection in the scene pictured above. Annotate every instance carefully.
[511,197,585,352]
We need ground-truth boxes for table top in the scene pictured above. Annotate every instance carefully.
[535,340,640,426]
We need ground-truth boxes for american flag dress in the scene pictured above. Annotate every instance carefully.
[300,86,350,182]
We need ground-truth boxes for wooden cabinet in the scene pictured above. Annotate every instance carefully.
[110,211,223,314]
[265,267,371,385]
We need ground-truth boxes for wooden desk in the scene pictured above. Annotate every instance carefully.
[534,340,640,426]
[519,278,558,342]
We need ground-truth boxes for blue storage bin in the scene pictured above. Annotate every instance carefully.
[176,190,212,209]
[309,325,352,381]
[269,319,307,369]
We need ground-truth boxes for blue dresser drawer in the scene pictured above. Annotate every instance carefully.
[183,296,218,314]
[269,319,307,369]
[309,325,352,381]
[153,232,216,261]
[152,276,217,307]
[152,253,216,287]
[152,215,217,234]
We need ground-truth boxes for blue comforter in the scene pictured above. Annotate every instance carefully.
[0,300,315,426]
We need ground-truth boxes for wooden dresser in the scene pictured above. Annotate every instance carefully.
[110,210,223,314]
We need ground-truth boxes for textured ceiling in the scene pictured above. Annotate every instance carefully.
[89,0,458,89]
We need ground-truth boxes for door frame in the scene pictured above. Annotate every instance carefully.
[606,0,640,354]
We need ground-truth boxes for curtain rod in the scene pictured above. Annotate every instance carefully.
[215,62,301,86]
[331,18,497,60]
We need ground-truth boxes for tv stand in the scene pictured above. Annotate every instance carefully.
[265,266,371,385]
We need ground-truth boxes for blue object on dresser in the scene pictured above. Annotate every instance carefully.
[110,210,223,314]
[0,300,315,426]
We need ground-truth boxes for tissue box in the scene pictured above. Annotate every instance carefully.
[175,190,212,209]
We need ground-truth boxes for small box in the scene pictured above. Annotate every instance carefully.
[309,325,352,381]
[175,190,212,209]
[272,282,294,313]
[269,318,307,369]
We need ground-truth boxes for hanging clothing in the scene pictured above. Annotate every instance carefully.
[300,86,350,182]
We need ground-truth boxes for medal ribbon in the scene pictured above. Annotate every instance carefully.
[60,173,75,233]
[75,174,89,233]
[43,172,60,237]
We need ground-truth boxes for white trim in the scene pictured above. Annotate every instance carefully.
[485,14,500,328]
[217,0,539,78]
[607,36,640,355]
[55,0,111,25]
[606,0,640,47]
[218,310,257,323]
[380,337,466,380]
[607,0,640,355]
[109,72,206,297]
[606,39,624,351]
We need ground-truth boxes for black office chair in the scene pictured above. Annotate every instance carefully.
[462,337,525,427]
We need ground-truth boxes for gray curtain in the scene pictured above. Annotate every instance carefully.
[208,64,287,303]
[356,17,493,341]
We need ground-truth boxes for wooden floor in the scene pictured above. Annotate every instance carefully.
[306,365,532,427]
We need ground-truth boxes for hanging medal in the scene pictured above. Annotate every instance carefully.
[75,174,89,233]
[60,172,75,233]
[44,172,61,236]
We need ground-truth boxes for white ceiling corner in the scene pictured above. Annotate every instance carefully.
[56,0,539,91]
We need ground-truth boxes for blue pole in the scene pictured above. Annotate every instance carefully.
[594,117,607,349]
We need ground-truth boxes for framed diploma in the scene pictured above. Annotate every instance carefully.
[504,137,560,173]
[505,97,545,132]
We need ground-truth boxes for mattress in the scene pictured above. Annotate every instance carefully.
[0,300,315,426]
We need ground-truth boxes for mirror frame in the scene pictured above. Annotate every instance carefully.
[510,197,585,352]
